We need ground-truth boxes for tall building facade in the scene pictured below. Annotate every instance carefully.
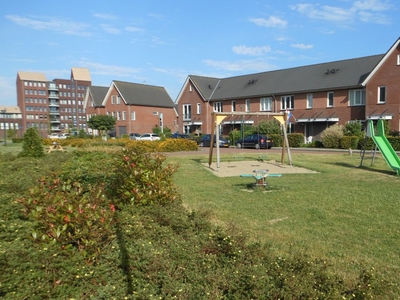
[16,67,91,137]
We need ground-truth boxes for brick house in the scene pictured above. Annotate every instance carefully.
[84,80,177,137]
[176,38,400,141]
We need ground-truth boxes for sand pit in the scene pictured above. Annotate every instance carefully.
[203,160,318,177]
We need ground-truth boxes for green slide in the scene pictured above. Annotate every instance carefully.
[368,120,400,175]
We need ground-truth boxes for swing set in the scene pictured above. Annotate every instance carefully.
[208,111,292,170]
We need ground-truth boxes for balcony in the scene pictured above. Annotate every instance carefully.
[48,83,58,91]
[48,92,59,99]
[49,109,60,115]
[49,101,59,107]
[49,118,61,123]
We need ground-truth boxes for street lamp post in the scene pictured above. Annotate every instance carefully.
[1,109,6,146]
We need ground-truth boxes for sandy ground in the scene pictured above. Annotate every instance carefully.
[202,159,319,177]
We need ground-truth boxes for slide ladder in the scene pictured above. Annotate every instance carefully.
[366,120,400,175]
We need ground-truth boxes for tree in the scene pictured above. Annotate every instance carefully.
[87,115,116,136]
[19,127,45,158]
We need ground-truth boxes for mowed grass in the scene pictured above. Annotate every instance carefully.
[168,151,400,287]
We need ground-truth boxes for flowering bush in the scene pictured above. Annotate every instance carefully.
[17,177,116,262]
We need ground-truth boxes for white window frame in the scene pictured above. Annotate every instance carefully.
[122,111,126,120]
[378,86,386,103]
[231,100,236,112]
[245,99,250,112]
[111,95,115,104]
[117,96,121,104]
[307,93,313,109]
[213,102,223,112]
[327,92,334,107]
[183,104,191,120]
[260,97,272,111]
[397,54,400,65]
[131,111,136,121]
[281,95,294,110]
[197,103,201,114]
[349,89,365,106]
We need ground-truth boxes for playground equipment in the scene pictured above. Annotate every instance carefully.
[208,111,292,170]
[360,119,400,175]
[240,169,282,188]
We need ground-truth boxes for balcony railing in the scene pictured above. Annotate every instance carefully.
[183,113,191,121]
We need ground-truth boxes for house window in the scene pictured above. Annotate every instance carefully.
[232,100,236,112]
[349,89,365,106]
[131,111,136,121]
[307,93,313,109]
[397,54,400,65]
[189,85,192,92]
[378,86,386,103]
[111,95,115,104]
[213,102,223,112]
[260,97,272,111]
[122,111,126,120]
[197,103,201,114]
[117,96,121,104]
[117,111,121,120]
[245,99,250,112]
[183,104,191,120]
[281,95,294,110]
[327,92,334,107]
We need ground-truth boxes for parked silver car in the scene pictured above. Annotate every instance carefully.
[137,133,160,141]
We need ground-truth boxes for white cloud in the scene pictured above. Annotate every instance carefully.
[290,43,314,50]
[93,13,118,20]
[290,0,392,24]
[101,24,120,34]
[125,26,144,33]
[78,61,141,77]
[203,59,274,72]
[6,15,92,36]
[232,45,271,56]
[353,0,391,12]
[250,16,288,28]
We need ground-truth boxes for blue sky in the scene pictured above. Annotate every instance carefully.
[1,0,399,106]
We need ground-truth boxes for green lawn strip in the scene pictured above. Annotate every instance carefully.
[169,153,400,289]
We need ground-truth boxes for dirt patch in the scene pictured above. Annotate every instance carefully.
[202,160,318,177]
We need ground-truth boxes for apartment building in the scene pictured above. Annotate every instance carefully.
[0,106,23,140]
[16,67,91,137]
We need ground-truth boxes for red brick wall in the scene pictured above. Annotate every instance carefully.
[366,44,400,131]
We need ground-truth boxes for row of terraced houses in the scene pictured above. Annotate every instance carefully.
[2,37,400,142]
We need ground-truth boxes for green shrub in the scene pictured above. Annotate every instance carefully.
[270,133,283,147]
[340,136,359,149]
[110,148,180,207]
[18,127,45,158]
[321,124,344,148]
[287,133,304,147]
[387,136,400,151]
[11,137,23,143]
[17,177,116,262]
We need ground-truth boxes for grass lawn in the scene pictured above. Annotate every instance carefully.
[167,151,400,288]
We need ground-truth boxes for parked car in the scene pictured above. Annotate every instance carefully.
[129,133,141,140]
[48,133,59,139]
[137,133,160,141]
[236,134,273,149]
[170,133,197,142]
[199,134,230,148]
[59,133,70,139]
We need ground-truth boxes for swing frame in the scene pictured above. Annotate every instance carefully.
[209,111,292,170]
